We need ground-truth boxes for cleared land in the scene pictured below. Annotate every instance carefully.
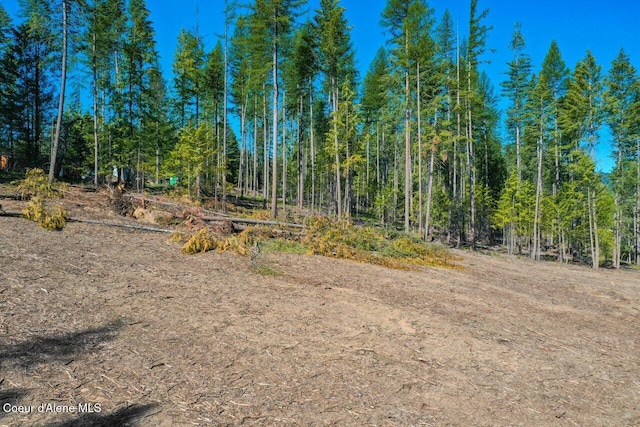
[1,190,639,426]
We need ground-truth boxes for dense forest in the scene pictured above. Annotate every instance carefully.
[0,0,639,269]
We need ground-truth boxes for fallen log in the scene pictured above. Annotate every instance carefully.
[230,222,305,237]
[124,193,228,217]
[0,210,23,218]
[202,215,305,229]
[66,218,174,233]
[1,210,174,233]
[122,193,305,229]
[0,194,23,200]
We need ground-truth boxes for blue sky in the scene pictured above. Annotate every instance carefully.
[4,0,640,172]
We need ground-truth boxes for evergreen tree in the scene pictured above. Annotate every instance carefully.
[539,41,568,198]
[49,0,69,182]
[501,23,531,181]
[560,51,603,156]
[283,20,317,208]
[252,0,304,218]
[559,51,604,268]
[81,0,126,185]
[314,0,356,218]
[381,0,434,232]
[16,0,56,167]
[0,5,17,165]
[605,49,639,267]
[172,29,204,127]
[203,42,224,197]
[361,47,390,207]
[119,0,161,189]
[466,0,492,249]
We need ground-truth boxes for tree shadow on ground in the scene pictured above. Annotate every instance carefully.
[44,403,159,427]
[0,320,125,368]
[0,388,28,420]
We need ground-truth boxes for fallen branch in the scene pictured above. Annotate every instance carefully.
[66,218,174,233]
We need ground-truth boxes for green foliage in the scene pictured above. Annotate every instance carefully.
[560,51,603,153]
[303,216,455,269]
[314,0,357,90]
[15,168,61,199]
[22,196,66,230]
[165,122,215,192]
[261,238,308,254]
[492,172,534,232]
[173,28,205,125]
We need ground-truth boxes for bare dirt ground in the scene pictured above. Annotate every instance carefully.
[1,188,639,426]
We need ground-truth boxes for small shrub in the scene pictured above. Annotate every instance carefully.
[181,229,218,254]
[22,197,66,231]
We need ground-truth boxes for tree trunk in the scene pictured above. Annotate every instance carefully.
[516,125,521,181]
[333,81,342,218]
[532,131,543,261]
[467,60,476,250]
[417,63,423,238]
[222,2,229,213]
[253,102,258,196]
[393,133,399,224]
[310,93,316,211]
[454,34,462,248]
[92,31,99,187]
[613,193,620,269]
[281,91,286,215]
[49,0,68,183]
[271,26,279,218]
[636,139,640,265]
[263,87,268,205]
[344,96,351,217]
[237,102,246,198]
[593,189,600,269]
[425,108,437,240]
[404,68,411,233]
[297,95,304,209]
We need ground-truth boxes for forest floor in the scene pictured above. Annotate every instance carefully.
[1,186,639,426]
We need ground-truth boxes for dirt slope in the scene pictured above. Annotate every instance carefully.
[1,212,639,426]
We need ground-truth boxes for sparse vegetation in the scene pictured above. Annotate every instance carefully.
[251,264,285,276]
